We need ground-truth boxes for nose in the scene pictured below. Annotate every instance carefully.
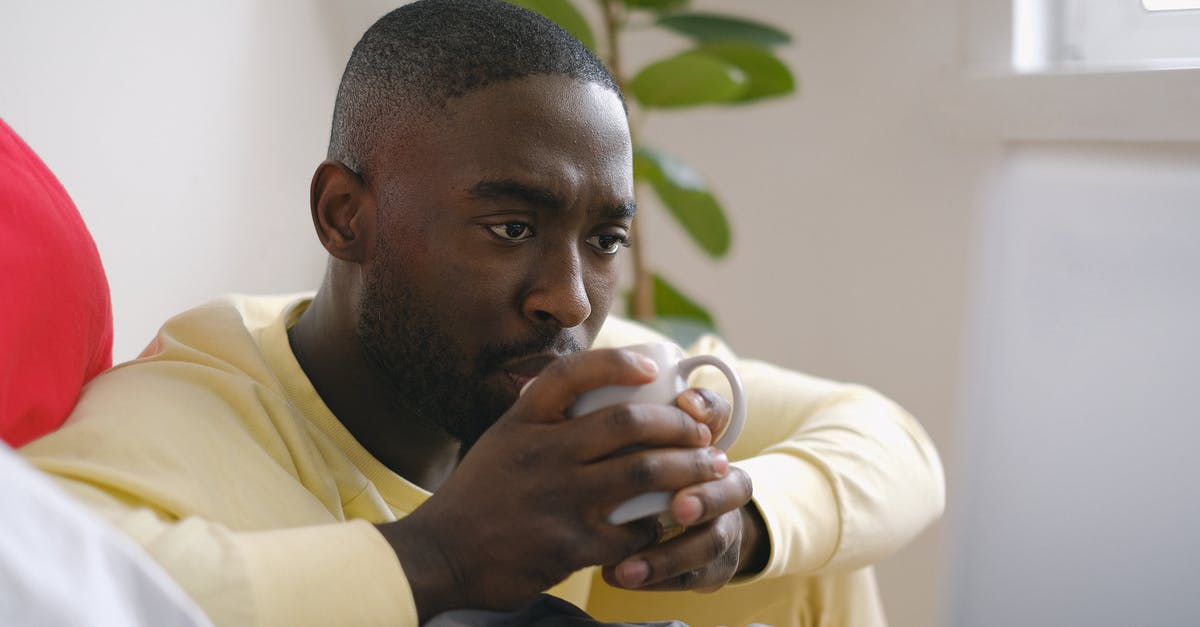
[522,248,592,329]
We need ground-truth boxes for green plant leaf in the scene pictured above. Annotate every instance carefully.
[635,147,731,257]
[630,51,747,108]
[698,42,796,102]
[652,273,716,328]
[623,0,689,11]
[656,12,792,47]
[507,0,596,51]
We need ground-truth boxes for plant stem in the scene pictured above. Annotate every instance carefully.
[599,0,622,86]
[628,190,653,321]
[598,0,654,321]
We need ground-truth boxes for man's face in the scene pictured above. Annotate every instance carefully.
[356,75,634,449]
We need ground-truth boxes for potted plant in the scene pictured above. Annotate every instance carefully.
[510,0,796,340]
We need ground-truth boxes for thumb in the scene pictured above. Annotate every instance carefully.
[514,348,659,422]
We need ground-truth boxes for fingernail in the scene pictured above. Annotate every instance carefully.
[711,449,729,477]
[693,389,714,412]
[677,495,703,525]
[696,422,712,446]
[634,354,659,376]
[618,558,649,587]
[682,389,705,415]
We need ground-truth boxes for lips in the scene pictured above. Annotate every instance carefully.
[501,353,562,393]
[506,371,535,391]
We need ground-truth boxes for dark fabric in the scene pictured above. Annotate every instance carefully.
[0,119,113,447]
[423,594,690,627]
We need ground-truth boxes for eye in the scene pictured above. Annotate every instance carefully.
[585,233,631,255]
[488,222,535,242]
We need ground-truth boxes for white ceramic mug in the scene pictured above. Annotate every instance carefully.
[567,342,746,525]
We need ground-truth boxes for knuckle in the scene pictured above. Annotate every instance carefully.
[548,532,587,569]
[699,388,726,415]
[723,546,740,572]
[673,407,704,439]
[735,468,754,501]
[675,568,702,590]
[710,522,734,558]
[605,404,642,434]
[694,450,714,478]
[625,454,659,487]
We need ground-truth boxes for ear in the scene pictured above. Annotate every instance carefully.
[309,160,374,263]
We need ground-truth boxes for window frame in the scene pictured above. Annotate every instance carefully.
[952,0,1200,142]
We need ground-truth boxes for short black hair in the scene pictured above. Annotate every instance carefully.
[328,0,622,174]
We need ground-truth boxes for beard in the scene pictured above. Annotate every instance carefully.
[356,262,584,453]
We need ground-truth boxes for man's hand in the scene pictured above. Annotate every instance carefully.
[376,349,731,621]
[601,388,768,592]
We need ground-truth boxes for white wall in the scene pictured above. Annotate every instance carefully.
[0,1,357,360]
[951,143,1200,627]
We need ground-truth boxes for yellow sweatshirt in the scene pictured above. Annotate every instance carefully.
[22,294,944,627]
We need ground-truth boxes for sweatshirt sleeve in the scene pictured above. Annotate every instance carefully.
[595,317,945,578]
[689,334,945,579]
[19,341,423,627]
[33,479,419,627]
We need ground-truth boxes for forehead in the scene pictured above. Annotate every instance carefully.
[377,75,633,204]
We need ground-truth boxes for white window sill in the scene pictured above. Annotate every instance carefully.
[938,65,1200,142]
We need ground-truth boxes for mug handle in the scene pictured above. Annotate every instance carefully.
[605,355,746,526]
[677,354,746,451]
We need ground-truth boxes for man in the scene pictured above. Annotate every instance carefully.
[21,1,944,625]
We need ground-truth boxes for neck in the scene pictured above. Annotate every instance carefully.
[288,274,461,492]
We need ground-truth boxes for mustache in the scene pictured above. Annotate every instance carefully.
[476,330,586,373]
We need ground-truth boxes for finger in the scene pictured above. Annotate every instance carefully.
[675,388,732,441]
[602,515,741,591]
[584,447,730,506]
[669,467,753,527]
[516,349,659,421]
[585,516,659,567]
[567,403,712,462]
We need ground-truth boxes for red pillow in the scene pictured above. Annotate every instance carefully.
[1,119,113,447]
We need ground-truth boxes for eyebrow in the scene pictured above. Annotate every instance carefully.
[469,179,637,220]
